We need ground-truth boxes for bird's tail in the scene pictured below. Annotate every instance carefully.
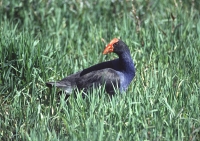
[46,81,73,94]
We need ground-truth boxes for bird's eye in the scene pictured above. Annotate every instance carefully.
[114,42,118,46]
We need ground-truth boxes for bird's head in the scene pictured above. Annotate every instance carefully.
[103,38,128,55]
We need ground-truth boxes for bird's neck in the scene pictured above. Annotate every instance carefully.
[118,51,135,74]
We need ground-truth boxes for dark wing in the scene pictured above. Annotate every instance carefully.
[46,71,81,93]
[80,59,120,76]
[46,59,119,88]
[76,68,120,95]
[46,59,121,94]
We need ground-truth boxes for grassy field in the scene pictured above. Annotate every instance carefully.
[0,0,200,140]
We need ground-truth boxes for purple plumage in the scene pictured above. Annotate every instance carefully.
[46,38,135,96]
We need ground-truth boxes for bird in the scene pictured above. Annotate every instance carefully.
[46,38,135,97]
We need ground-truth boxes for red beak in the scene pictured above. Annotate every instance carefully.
[103,38,119,55]
[103,44,113,54]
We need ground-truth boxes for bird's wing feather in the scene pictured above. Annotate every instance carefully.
[80,59,119,76]
[76,68,121,94]
[46,71,81,92]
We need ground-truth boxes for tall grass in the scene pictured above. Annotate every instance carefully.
[0,0,199,140]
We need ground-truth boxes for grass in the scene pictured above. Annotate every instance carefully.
[0,0,200,140]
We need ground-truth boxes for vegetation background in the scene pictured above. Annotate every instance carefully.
[0,0,199,140]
